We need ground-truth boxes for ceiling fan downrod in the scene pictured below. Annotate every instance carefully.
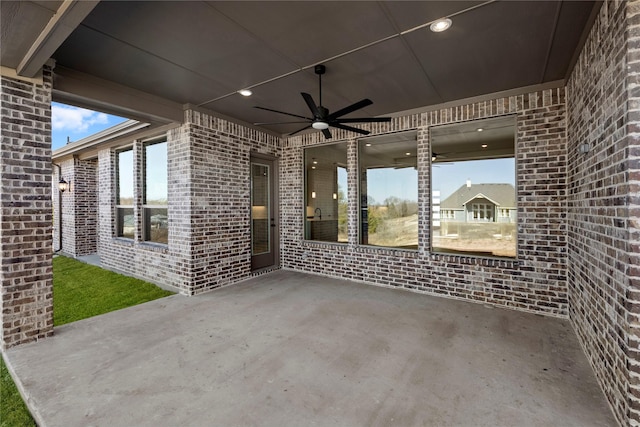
[315,64,325,108]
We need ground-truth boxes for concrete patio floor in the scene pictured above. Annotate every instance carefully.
[4,270,615,426]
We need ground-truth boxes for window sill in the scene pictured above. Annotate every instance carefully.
[302,240,349,249]
[429,252,520,268]
[111,238,168,254]
[113,237,134,246]
[138,241,169,253]
[355,245,418,258]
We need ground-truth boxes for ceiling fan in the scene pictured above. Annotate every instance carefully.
[254,64,391,139]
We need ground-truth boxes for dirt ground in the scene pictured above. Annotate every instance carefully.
[367,214,516,257]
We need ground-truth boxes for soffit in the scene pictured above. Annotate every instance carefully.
[3,1,600,138]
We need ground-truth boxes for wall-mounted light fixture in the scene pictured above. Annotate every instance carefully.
[333,193,337,200]
[578,143,590,154]
[58,178,69,192]
[311,191,317,199]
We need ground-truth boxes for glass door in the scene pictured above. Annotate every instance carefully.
[251,156,277,269]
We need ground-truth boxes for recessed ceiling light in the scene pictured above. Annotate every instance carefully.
[405,152,411,156]
[365,143,372,147]
[477,128,484,132]
[238,89,252,97]
[313,160,318,164]
[481,144,488,148]
[311,166,316,169]
[430,18,452,33]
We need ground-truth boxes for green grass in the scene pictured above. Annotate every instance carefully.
[0,357,35,427]
[1,256,174,425]
[53,256,174,326]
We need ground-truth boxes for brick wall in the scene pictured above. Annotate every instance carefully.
[73,158,98,255]
[629,1,640,423]
[567,1,640,425]
[175,110,280,293]
[98,141,176,290]
[0,68,54,348]
[281,88,568,316]
[97,109,281,295]
[53,157,98,256]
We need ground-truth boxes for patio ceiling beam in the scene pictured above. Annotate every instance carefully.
[53,65,184,124]
[16,0,99,78]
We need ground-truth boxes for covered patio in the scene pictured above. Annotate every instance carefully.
[4,270,614,426]
[2,1,639,425]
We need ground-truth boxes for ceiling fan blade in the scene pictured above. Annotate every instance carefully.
[289,124,312,136]
[254,106,311,120]
[334,117,392,124]
[331,123,370,135]
[327,99,373,120]
[301,92,321,118]
[253,121,310,125]
[322,128,332,139]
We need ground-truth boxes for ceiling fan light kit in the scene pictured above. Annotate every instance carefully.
[254,64,391,139]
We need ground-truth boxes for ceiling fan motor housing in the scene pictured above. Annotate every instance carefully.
[316,105,329,120]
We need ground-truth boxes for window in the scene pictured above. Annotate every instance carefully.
[116,148,134,239]
[431,116,516,258]
[304,142,348,242]
[471,203,493,221]
[143,140,168,244]
[359,131,418,249]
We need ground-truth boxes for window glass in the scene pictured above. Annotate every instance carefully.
[116,148,134,239]
[143,141,168,244]
[304,142,348,242]
[431,116,516,258]
[359,131,418,249]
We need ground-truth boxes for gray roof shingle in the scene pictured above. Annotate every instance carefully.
[440,184,516,209]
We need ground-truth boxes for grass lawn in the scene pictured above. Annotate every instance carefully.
[1,255,174,426]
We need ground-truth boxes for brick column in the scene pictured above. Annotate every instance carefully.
[54,157,98,256]
[0,67,54,348]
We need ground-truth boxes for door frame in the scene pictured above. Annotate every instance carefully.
[250,152,279,271]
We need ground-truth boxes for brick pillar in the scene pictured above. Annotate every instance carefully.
[73,158,98,256]
[0,67,54,348]
[57,157,98,257]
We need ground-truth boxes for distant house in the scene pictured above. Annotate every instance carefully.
[440,183,516,223]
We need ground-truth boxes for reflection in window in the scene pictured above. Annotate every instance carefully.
[116,148,134,239]
[304,142,348,242]
[431,116,516,258]
[359,131,418,249]
[143,140,168,244]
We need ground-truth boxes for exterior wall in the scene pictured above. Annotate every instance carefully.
[567,1,640,425]
[98,139,177,291]
[97,109,281,295]
[73,158,98,255]
[53,157,98,256]
[281,88,567,316]
[630,0,640,421]
[0,68,54,348]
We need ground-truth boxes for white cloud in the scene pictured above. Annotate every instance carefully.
[52,104,109,134]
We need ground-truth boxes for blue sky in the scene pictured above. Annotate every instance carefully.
[51,102,127,150]
[433,158,515,200]
[52,102,514,203]
[340,158,515,204]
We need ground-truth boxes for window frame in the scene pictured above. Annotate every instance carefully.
[302,141,349,244]
[429,116,517,259]
[142,138,168,245]
[357,131,418,250]
[115,146,134,239]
